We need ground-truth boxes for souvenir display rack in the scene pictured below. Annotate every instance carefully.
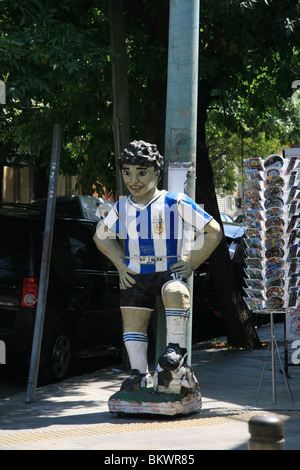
[242,152,300,405]
[243,153,300,315]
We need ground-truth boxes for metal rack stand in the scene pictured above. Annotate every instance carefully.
[256,310,294,407]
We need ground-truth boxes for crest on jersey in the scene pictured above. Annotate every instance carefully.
[153,218,164,234]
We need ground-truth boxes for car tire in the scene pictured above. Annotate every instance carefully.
[40,327,73,384]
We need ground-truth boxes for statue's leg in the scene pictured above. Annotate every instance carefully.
[158,280,190,370]
[120,306,153,391]
[153,280,199,394]
[162,280,190,349]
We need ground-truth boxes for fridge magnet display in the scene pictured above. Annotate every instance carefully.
[244,288,265,300]
[266,207,283,218]
[266,276,285,289]
[264,175,285,189]
[265,267,284,280]
[265,246,285,259]
[263,154,284,169]
[245,278,264,290]
[287,230,297,247]
[265,237,284,249]
[264,186,283,199]
[267,296,284,310]
[266,286,285,299]
[285,157,298,175]
[246,258,263,269]
[287,244,298,261]
[288,288,298,307]
[246,228,262,238]
[265,216,285,229]
[246,209,263,220]
[246,248,262,259]
[288,273,299,289]
[245,169,263,181]
[288,258,299,276]
[246,238,262,249]
[287,171,297,189]
[264,196,284,210]
[288,200,298,217]
[286,186,298,204]
[265,225,284,238]
[245,268,263,280]
[266,257,285,270]
[246,197,263,210]
[243,297,263,311]
[243,151,300,328]
[245,158,264,171]
[245,178,262,191]
[266,168,281,177]
[286,215,298,232]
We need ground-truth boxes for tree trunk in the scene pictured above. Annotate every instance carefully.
[0,162,3,202]
[195,81,261,349]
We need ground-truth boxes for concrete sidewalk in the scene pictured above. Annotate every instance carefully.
[0,322,300,451]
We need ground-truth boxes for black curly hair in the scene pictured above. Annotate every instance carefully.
[118,140,164,174]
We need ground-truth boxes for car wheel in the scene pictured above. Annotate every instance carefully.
[40,327,73,384]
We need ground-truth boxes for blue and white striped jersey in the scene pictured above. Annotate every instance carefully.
[101,190,212,274]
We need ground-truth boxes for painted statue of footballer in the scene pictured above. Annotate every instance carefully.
[94,140,221,394]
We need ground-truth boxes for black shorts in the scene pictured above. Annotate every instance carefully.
[120,271,188,310]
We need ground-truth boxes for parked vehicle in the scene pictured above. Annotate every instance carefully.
[234,213,245,225]
[220,213,235,223]
[0,196,246,382]
[0,200,121,383]
[31,194,113,221]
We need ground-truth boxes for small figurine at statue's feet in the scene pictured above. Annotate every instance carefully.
[153,343,199,395]
[120,369,153,391]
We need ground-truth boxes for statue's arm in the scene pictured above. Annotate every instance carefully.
[93,222,136,289]
[171,218,222,278]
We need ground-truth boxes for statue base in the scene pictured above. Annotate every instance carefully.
[108,387,202,416]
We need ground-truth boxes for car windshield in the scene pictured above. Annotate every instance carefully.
[0,221,31,271]
[220,214,234,223]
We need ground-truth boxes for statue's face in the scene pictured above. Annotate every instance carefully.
[121,164,159,202]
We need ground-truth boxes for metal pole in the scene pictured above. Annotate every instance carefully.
[270,312,276,406]
[160,0,199,363]
[26,123,62,404]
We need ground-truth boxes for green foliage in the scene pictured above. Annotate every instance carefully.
[0,0,115,195]
[206,117,289,196]
[0,0,300,199]
[199,0,300,194]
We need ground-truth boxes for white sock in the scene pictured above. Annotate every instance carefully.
[165,308,189,348]
[123,332,148,374]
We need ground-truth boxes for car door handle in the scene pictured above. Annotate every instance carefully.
[72,285,85,292]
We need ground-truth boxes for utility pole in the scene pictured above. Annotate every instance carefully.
[157,0,200,363]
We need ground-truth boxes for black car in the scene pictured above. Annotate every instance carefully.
[31,194,113,221]
[0,200,121,383]
[0,195,245,382]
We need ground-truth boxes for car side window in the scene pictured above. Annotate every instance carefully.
[64,225,102,270]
